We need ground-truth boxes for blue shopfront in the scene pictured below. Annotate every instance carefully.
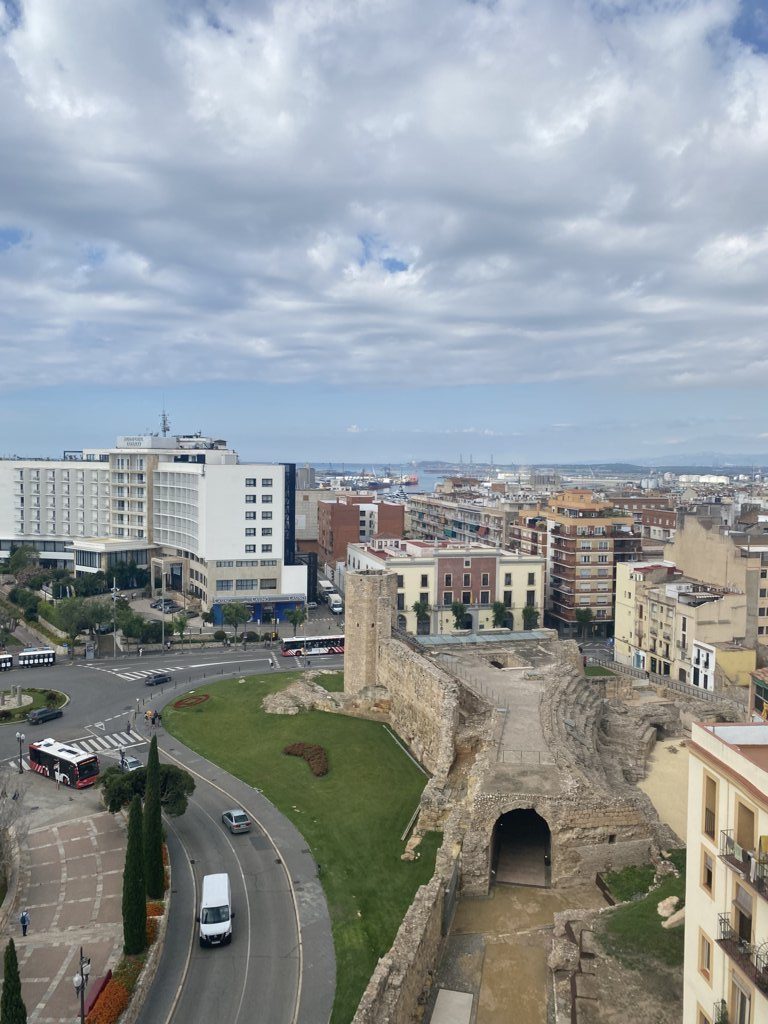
[211,593,305,627]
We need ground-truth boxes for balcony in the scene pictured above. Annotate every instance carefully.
[720,830,768,901]
[717,913,768,993]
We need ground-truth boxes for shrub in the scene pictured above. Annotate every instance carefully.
[0,710,11,722]
[245,631,259,642]
[283,742,329,777]
[146,915,159,945]
[45,690,59,707]
[146,900,164,917]
[84,979,130,1024]
[111,955,145,992]
[213,630,226,642]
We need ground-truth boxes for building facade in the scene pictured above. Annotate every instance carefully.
[317,497,405,565]
[346,538,544,635]
[683,722,768,1024]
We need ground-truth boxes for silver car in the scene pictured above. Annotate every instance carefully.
[222,809,251,834]
[119,755,143,773]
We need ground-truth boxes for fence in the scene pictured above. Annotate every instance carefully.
[590,657,748,707]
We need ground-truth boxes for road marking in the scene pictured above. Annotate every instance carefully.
[187,658,272,669]
[159,744,303,1024]
[162,817,196,1024]
[94,722,105,730]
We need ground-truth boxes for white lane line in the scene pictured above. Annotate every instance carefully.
[187,658,273,669]
[114,731,132,744]
[162,818,196,1024]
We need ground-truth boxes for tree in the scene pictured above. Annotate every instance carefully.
[575,608,594,639]
[73,571,107,597]
[412,600,430,635]
[522,605,540,630]
[201,611,214,626]
[491,601,507,628]
[173,613,189,651]
[451,601,467,630]
[103,764,195,817]
[55,598,96,654]
[285,606,307,636]
[122,795,147,955]
[143,736,164,900]
[222,602,251,641]
[1,938,26,1024]
[8,545,37,579]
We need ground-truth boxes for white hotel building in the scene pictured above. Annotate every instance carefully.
[0,433,306,625]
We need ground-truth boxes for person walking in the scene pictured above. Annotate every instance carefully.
[19,909,29,937]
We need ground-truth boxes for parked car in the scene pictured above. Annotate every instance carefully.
[222,809,251,834]
[306,602,318,609]
[118,755,143,773]
[144,672,172,687]
[150,600,162,609]
[27,707,63,725]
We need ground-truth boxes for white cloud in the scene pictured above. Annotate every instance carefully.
[0,0,767,391]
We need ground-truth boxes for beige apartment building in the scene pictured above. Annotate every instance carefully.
[667,514,768,649]
[406,493,539,549]
[346,538,544,636]
[683,721,768,1024]
[614,562,754,690]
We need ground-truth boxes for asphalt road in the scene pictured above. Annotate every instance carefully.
[0,647,340,1024]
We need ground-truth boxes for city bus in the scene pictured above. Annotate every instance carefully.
[17,648,56,668]
[0,653,12,672]
[280,635,345,657]
[28,738,100,788]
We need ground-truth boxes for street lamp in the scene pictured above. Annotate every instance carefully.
[15,731,25,775]
[72,947,91,1024]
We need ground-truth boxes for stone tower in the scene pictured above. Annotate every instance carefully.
[344,570,397,695]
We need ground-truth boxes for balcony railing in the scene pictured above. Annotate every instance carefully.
[717,912,768,992]
[720,829,768,901]
[704,808,716,840]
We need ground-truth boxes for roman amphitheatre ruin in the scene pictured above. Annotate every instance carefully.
[270,569,744,1023]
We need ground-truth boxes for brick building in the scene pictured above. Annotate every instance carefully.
[317,497,405,565]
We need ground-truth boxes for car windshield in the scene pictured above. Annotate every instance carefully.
[202,905,229,925]
[232,814,248,824]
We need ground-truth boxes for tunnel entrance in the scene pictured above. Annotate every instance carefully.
[491,808,551,888]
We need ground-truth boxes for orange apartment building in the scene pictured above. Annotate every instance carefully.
[317,497,405,565]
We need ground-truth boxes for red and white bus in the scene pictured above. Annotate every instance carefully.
[28,738,100,788]
[280,634,345,657]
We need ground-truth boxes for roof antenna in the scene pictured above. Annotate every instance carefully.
[160,406,170,437]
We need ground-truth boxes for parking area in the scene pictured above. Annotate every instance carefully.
[2,778,126,1023]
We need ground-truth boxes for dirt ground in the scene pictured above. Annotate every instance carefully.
[637,736,689,842]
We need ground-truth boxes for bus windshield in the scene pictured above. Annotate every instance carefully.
[77,759,100,780]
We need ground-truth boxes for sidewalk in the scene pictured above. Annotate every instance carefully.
[0,777,126,1023]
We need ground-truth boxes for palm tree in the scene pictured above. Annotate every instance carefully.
[491,601,507,628]
[285,606,307,637]
[412,600,430,635]
[451,601,467,630]
[575,608,594,639]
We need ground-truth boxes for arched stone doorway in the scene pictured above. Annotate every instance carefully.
[396,614,407,630]
[491,808,551,887]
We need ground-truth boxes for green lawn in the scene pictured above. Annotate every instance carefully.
[0,687,66,725]
[599,851,686,968]
[164,674,440,1024]
[585,665,615,677]
[603,863,655,902]
[316,671,345,692]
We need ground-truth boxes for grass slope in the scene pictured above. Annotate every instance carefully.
[164,673,440,1024]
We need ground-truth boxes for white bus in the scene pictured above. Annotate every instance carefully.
[28,738,100,788]
[0,653,12,672]
[17,648,56,668]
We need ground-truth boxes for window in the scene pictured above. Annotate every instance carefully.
[703,775,717,840]
[262,511,272,520]
[245,478,257,487]
[734,882,753,943]
[245,494,257,504]
[464,560,471,568]
[527,590,535,606]
[444,573,452,587]
[396,575,404,588]
[580,555,591,563]
[245,545,257,553]
[598,555,608,563]
[420,592,429,605]
[236,579,257,590]
[701,850,714,895]
[246,511,257,520]
[504,573,512,586]
[527,572,535,585]
[463,573,471,587]
[736,801,755,852]
[261,544,272,553]
[480,591,490,605]
[503,590,512,607]
[443,591,452,606]
[731,977,751,1024]
[216,580,233,591]
[698,931,712,981]
[421,574,428,588]
[481,572,489,587]
[246,528,257,536]
[461,591,471,604]
[262,528,272,536]
[261,478,273,487]
[261,578,277,590]
[261,494,273,504]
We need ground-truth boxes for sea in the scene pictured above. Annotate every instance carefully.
[312,464,444,495]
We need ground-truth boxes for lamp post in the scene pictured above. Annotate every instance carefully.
[72,946,91,1024]
[110,577,118,661]
[15,730,24,775]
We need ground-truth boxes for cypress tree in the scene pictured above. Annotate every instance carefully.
[144,735,165,899]
[122,794,147,955]
[1,938,27,1024]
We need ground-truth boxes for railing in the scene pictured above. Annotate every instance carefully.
[704,808,716,840]
[717,913,768,993]
[713,1001,727,1024]
[719,830,768,900]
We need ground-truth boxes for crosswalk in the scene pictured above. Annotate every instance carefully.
[88,664,187,682]
[11,730,147,772]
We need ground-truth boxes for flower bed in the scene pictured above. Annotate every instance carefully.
[283,741,329,777]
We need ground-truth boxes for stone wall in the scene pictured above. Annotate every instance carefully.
[378,641,459,778]
[345,570,398,694]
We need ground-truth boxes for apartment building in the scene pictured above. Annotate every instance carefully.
[667,514,768,649]
[614,562,754,690]
[317,497,405,566]
[406,493,540,549]
[0,433,306,622]
[346,538,544,635]
[543,490,640,638]
[683,721,768,1024]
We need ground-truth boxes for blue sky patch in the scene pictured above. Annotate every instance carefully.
[0,227,24,251]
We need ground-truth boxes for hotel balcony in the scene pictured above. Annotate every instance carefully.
[719,830,768,903]
[717,913,768,993]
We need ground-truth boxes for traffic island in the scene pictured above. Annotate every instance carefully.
[0,687,67,725]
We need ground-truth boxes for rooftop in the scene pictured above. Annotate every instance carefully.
[704,722,768,772]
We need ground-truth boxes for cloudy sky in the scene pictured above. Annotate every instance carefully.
[2,0,768,464]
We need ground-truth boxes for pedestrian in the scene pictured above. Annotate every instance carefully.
[151,712,158,727]
[19,909,29,937]
[139,647,144,658]
[126,717,132,734]
[157,712,162,726]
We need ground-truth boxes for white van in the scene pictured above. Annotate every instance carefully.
[197,873,234,947]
